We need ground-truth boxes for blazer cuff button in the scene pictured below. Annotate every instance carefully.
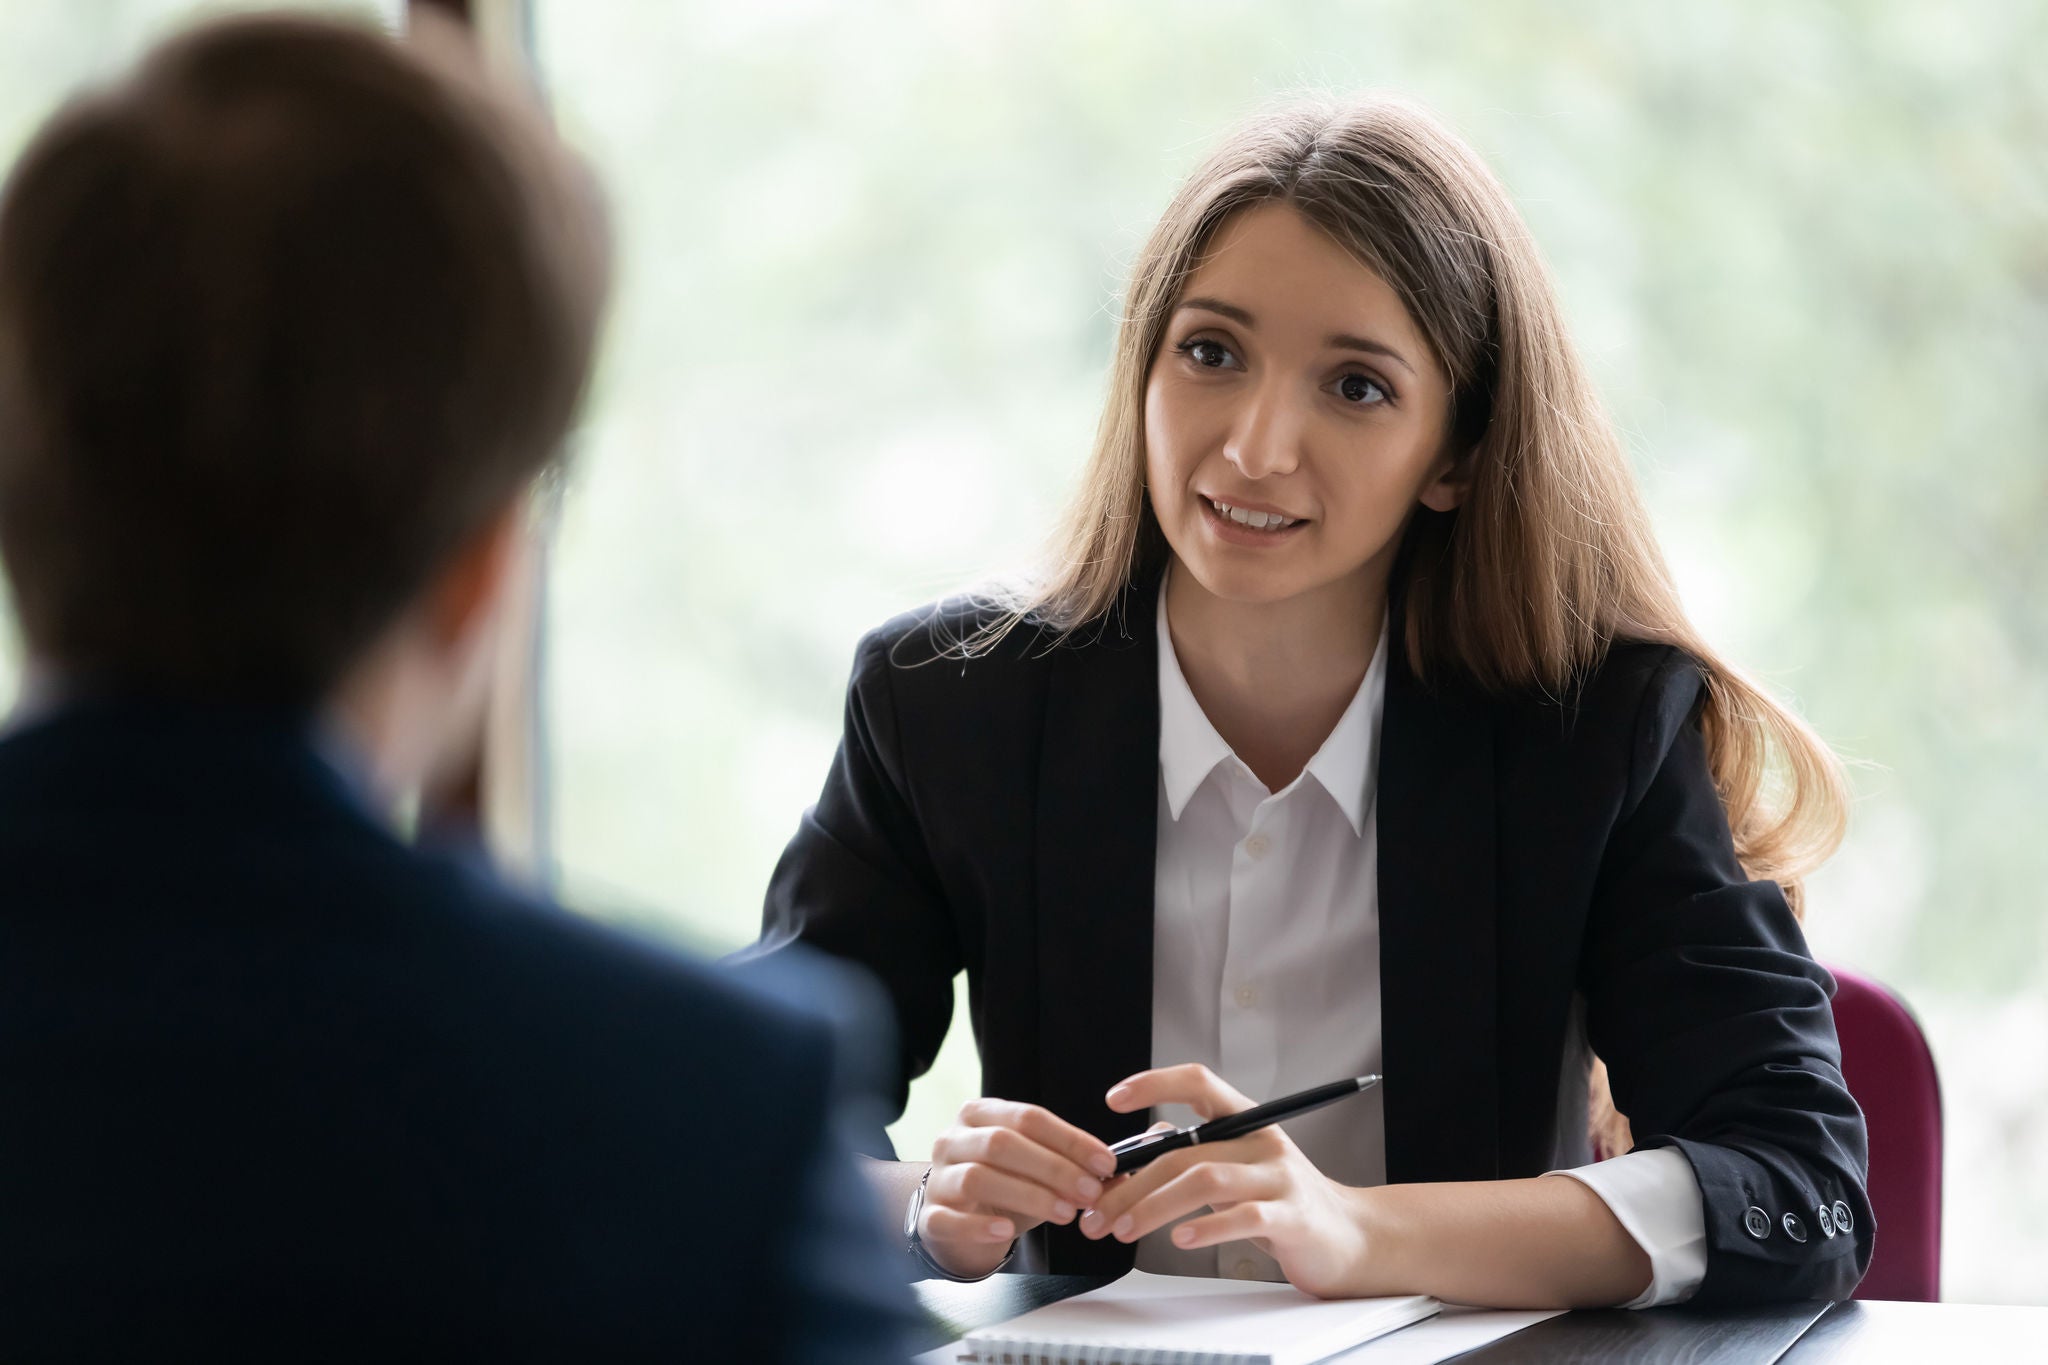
[1743,1206,1771,1240]
[1832,1200,1854,1234]
[1817,1204,1837,1237]
[1782,1211,1808,1244]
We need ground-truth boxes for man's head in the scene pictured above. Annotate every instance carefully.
[0,13,607,718]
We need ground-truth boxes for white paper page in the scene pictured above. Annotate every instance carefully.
[1321,1305,1565,1363]
[921,1303,1561,1365]
[960,1271,1438,1365]
[921,1301,1556,1365]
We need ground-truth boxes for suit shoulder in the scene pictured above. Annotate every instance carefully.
[405,849,833,1074]
[1583,639,1704,722]
[1500,639,1703,730]
[845,591,1072,724]
[1482,641,1716,840]
[854,591,1058,672]
[1492,639,1706,782]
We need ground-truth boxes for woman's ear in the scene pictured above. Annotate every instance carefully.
[1417,448,1473,513]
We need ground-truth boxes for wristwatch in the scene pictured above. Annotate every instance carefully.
[905,1164,1016,1282]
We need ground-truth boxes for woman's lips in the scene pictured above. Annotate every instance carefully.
[1199,494,1309,546]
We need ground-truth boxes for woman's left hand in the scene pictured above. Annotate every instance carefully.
[1077,1064,1371,1298]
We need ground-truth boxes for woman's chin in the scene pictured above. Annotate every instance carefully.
[1171,547,1326,609]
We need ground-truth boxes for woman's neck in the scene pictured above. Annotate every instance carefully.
[1164,560,1386,794]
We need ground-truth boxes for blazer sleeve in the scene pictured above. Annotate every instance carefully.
[763,1013,924,1364]
[1579,654,1874,1306]
[759,625,961,1144]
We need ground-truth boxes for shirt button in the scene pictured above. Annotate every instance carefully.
[1743,1206,1771,1240]
[1234,985,1259,1009]
[1230,1258,1261,1280]
[1243,833,1271,860]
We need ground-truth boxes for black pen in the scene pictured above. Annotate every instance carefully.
[1106,1074,1383,1175]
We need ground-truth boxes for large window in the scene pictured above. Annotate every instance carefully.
[538,1,2048,1302]
[0,1,396,159]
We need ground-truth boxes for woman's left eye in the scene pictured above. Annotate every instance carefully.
[1336,373,1388,406]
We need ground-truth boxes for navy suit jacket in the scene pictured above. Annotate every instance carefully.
[0,699,916,1361]
[761,569,1874,1304]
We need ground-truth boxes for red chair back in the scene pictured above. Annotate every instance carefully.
[1828,964,1942,1300]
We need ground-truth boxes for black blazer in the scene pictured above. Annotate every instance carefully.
[0,699,915,1362]
[762,571,1873,1304]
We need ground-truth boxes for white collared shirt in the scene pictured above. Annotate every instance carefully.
[1138,584,1708,1306]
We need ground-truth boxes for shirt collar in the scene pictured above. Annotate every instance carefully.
[1302,623,1388,836]
[1157,586,1239,822]
[1155,576,1390,835]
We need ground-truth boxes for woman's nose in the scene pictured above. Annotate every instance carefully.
[1221,386,1302,480]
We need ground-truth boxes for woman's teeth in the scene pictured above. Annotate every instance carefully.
[1208,497,1300,531]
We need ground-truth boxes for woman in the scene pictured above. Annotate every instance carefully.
[760,96,1871,1309]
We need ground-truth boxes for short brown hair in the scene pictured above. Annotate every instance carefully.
[0,12,608,702]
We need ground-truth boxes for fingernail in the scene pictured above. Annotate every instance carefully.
[1089,1153,1118,1178]
[1113,1214,1133,1239]
[1106,1085,1131,1105]
[989,1219,1014,1240]
[1053,1200,1077,1222]
[1079,1210,1103,1237]
[1173,1225,1197,1247]
[1076,1176,1104,1201]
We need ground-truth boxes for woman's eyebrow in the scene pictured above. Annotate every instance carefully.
[1326,332,1416,377]
[1178,296,1256,327]
[1177,296,1416,377]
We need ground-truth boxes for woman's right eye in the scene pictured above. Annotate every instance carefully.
[1176,338,1236,369]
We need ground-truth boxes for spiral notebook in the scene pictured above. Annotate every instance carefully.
[957,1271,1439,1365]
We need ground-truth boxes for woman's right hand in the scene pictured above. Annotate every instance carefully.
[917,1097,1120,1278]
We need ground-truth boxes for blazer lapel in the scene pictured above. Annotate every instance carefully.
[1377,649,1503,1184]
[1034,578,1160,1274]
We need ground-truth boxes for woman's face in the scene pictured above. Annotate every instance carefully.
[1143,203,1462,611]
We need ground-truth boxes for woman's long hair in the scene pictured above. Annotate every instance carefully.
[977,95,1849,1154]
